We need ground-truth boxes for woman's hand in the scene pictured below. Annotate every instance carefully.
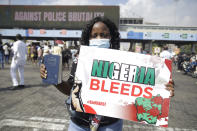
[40,64,47,79]
[40,63,72,95]
[71,86,83,112]
[165,79,175,97]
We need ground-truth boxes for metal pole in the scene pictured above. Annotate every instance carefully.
[149,41,153,54]
[191,43,196,53]
[174,0,179,26]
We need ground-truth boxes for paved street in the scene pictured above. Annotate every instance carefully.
[0,62,197,131]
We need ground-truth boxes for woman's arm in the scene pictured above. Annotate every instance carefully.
[54,81,72,96]
[40,64,72,96]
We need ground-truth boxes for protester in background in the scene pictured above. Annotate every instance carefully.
[37,46,43,66]
[10,34,27,89]
[160,46,172,60]
[0,38,4,69]
[173,54,178,66]
[70,48,78,61]
[186,52,197,73]
[3,43,10,64]
[62,47,72,69]
[48,45,52,54]
[27,44,31,63]
[30,44,34,63]
[73,50,79,63]
[43,43,50,56]
[177,52,184,72]
[31,44,38,65]
[52,42,62,56]
[40,17,174,131]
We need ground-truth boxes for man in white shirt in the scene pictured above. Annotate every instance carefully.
[43,43,49,56]
[160,46,172,60]
[10,34,27,89]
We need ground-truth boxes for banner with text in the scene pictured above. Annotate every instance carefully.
[75,46,172,127]
[0,5,119,29]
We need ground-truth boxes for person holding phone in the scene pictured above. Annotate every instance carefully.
[40,17,174,131]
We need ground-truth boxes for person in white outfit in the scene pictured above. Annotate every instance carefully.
[160,46,172,60]
[43,43,50,56]
[10,34,27,89]
[3,43,10,64]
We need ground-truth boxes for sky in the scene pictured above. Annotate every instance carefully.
[0,0,197,27]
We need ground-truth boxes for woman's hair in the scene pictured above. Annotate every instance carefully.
[80,17,120,49]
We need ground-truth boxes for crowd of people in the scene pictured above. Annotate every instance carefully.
[173,52,197,76]
[0,38,77,70]
[0,34,78,91]
[0,39,12,69]
[159,45,197,77]
[26,41,75,69]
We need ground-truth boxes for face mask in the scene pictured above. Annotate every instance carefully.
[89,39,110,48]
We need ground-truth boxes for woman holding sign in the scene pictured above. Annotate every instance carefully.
[40,17,174,131]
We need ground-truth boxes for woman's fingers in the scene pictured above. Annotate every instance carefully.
[169,79,175,86]
[72,86,79,94]
[71,86,83,112]
[165,83,174,90]
[170,91,174,97]
[40,64,47,78]
[165,83,174,97]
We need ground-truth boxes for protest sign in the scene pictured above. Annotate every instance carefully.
[75,46,172,127]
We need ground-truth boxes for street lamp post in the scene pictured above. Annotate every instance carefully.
[174,0,179,26]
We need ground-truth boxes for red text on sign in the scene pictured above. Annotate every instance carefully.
[90,78,153,98]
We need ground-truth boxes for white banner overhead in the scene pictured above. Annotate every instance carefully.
[1,29,197,42]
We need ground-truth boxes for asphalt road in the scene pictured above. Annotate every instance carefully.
[0,62,197,131]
